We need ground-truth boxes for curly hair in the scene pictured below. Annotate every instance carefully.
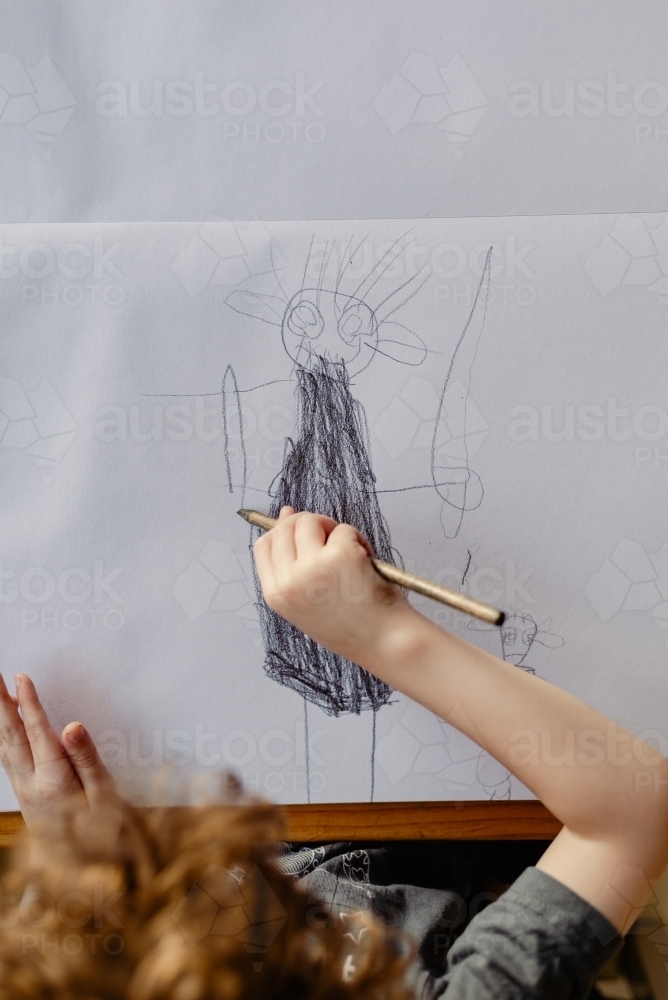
[0,789,414,999]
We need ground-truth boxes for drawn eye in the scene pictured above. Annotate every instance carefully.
[341,312,362,336]
[338,302,372,345]
[501,628,517,644]
[286,300,323,339]
[522,628,536,646]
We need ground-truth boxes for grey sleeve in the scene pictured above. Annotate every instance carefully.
[418,866,622,1000]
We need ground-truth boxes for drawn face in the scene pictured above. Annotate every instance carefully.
[281,287,379,375]
[500,615,538,665]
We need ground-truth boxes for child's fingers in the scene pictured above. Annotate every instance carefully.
[270,515,298,566]
[252,533,278,592]
[278,505,295,519]
[326,523,374,559]
[294,512,334,556]
[0,676,18,707]
[0,674,34,778]
[14,674,68,771]
[62,723,116,797]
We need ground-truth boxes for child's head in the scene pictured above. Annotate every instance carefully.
[0,789,412,999]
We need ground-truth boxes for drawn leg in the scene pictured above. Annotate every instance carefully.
[370,708,377,803]
[304,696,311,804]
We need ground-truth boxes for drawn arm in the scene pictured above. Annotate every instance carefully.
[430,247,493,538]
[221,364,248,504]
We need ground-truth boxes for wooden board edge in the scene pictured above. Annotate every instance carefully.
[0,802,560,846]
[0,813,23,848]
[284,801,560,841]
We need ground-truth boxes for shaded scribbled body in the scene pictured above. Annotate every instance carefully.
[256,357,394,715]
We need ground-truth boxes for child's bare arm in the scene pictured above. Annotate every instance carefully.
[254,508,668,933]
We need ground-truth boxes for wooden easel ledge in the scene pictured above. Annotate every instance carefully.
[0,802,560,848]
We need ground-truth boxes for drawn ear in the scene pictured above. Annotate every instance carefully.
[225,289,285,326]
[376,322,427,366]
[534,631,564,649]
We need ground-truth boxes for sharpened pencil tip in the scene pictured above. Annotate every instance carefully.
[237,509,252,523]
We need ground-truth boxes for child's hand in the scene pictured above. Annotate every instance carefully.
[0,673,115,828]
[253,506,416,667]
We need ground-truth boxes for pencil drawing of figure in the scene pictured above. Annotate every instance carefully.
[221,232,493,797]
[469,612,563,799]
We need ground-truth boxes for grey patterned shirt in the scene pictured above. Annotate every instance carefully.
[274,843,621,999]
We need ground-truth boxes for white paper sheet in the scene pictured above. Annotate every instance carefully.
[0,1,667,222]
[1,215,668,809]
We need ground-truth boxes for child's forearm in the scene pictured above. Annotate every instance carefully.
[254,509,668,929]
[360,607,668,850]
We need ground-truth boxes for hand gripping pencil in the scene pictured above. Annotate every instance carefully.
[238,509,505,626]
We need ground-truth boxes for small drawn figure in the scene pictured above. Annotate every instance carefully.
[470,611,564,675]
[469,612,564,798]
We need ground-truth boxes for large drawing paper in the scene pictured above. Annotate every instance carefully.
[1,215,667,810]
